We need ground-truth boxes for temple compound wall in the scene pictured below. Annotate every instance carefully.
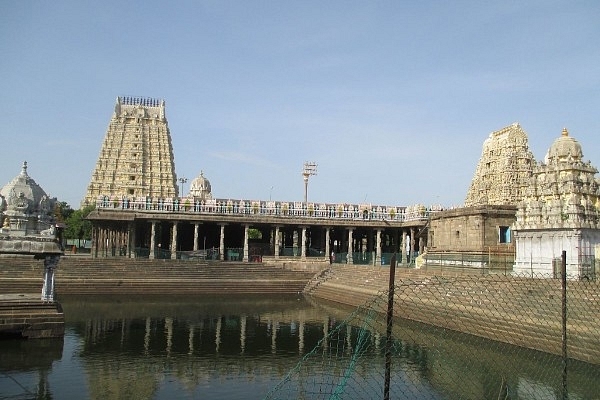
[82,96,178,206]
[428,205,516,253]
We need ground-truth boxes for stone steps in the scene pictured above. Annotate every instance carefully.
[0,257,317,296]
[0,295,65,339]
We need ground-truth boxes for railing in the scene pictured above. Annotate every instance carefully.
[95,195,442,222]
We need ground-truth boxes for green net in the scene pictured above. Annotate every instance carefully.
[265,269,600,399]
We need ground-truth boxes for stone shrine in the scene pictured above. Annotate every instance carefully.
[0,162,63,303]
[512,128,600,278]
[0,161,57,237]
[464,123,535,207]
[82,96,178,205]
[188,171,213,200]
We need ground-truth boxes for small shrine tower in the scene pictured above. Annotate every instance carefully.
[82,96,178,205]
[512,128,600,278]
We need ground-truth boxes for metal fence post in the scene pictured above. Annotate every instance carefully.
[561,250,568,400]
[384,253,397,400]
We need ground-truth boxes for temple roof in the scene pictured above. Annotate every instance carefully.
[544,128,583,164]
[189,171,212,199]
[0,161,52,215]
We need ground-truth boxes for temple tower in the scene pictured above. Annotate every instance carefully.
[82,97,178,205]
[464,123,535,207]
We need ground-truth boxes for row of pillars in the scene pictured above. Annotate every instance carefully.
[93,222,424,262]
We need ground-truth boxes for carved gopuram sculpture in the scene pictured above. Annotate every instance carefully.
[82,96,178,206]
[465,123,535,207]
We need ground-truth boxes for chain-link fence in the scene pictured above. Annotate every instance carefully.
[265,256,600,399]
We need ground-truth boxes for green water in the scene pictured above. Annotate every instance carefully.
[0,294,598,399]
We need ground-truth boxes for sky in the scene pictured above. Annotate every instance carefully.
[1,1,599,209]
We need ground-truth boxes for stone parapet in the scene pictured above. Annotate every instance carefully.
[0,236,62,255]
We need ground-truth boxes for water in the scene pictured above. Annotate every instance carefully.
[1,294,599,399]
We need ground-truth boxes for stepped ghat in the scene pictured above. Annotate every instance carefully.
[0,257,316,296]
[3,256,598,366]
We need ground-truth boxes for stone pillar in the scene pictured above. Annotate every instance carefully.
[91,226,98,258]
[128,222,136,258]
[410,228,416,263]
[171,222,178,260]
[325,228,331,263]
[41,255,59,302]
[293,230,299,257]
[402,230,407,264]
[193,223,200,251]
[301,226,307,261]
[102,228,108,257]
[375,229,382,266]
[347,228,354,265]
[243,224,249,262]
[219,224,226,261]
[419,236,424,255]
[149,221,157,259]
[274,226,280,259]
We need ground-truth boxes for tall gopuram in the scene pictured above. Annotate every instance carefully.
[512,128,600,278]
[82,96,178,206]
[464,123,535,207]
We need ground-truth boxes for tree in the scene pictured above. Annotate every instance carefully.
[248,228,262,239]
[64,205,94,246]
[54,201,74,223]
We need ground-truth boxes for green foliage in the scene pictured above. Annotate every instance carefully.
[248,228,262,239]
[64,205,94,241]
[54,201,74,222]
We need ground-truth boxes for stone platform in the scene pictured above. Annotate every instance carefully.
[0,293,64,339]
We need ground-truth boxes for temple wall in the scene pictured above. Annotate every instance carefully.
[428,206,516,253]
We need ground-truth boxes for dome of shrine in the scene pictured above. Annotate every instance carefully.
[0,161,54,215]
[544,128,583,164]
[189,171,212,199]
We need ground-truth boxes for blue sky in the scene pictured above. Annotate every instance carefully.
[1,1,599,208]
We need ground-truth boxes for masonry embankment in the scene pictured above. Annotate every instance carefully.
[305,264,600,365]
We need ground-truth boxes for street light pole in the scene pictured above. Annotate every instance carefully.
[178,177,188,197]
[302,162,317,203]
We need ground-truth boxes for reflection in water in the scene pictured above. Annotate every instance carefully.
[0,294,598,399]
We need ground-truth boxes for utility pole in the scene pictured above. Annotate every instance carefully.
[302,162,317,203]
